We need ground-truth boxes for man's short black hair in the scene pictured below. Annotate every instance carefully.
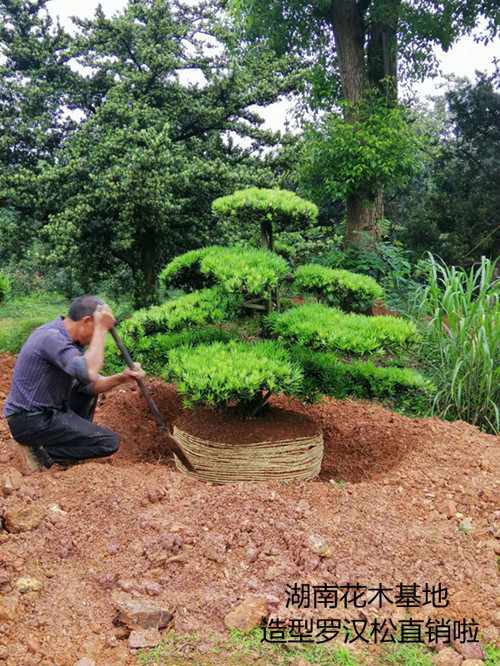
[68,295,104,321]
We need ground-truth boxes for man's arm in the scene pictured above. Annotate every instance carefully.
[84,306,116,382]
[89,364,146,394]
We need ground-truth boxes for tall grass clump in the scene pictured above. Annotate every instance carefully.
[418,254,499,433]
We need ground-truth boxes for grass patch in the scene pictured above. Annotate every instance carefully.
[0,293,68,353]
[137,628,368,665]
[137,628,497,666]
[380,643,434,665]
[0,291,130,356]
[484,643,500,666]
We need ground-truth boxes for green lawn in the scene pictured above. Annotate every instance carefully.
[0,291,134,356]
[0,292,68,354]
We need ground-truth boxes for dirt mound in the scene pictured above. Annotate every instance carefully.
[0,353,498,665]
[97,380,184,465]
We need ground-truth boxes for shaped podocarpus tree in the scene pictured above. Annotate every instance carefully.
[121,245,301,417]
[116,244,432,421]
[212,187,318,251]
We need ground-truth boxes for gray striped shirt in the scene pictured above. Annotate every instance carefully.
[3,317,90,417]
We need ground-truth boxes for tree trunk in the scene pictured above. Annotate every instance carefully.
[260,219,273,251]
[345,191,384,247]
[133,268,157,309]
[133,236,159,309]
[329,1,366,106]
[367,0,400,102]
[329,1,384,247]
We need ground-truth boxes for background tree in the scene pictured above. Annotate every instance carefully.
[298,97,423,245]
[230,0,500,246]
[1,0,301,306]
[392,70,500,265]
[0,0,78,266]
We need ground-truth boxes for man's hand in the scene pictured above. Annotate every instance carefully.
[121,362,146,384]
[93,304,116,331]
[85,304,116,381]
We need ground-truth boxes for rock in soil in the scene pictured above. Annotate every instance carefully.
[461,661,485,666]
[459,518,473,533]
[224,596,268,632]
[112,592,173,630]
[128,628,161,649]
[452,641,484,660]
[0,467,23,496]
[144,581,162,597]
[15,577,43,594]
[0,595,18,621]
[433,647,464,665]
[307,533,332,557]
[443,500,457,518]
[202,534,226,563]
[74,659,96,666]
[3,504,44,533]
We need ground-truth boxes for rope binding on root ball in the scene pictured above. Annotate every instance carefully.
[172,425,324,483]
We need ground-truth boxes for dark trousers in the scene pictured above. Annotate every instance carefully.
[7,385,119,467]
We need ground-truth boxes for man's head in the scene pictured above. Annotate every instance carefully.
[66,295,104,346]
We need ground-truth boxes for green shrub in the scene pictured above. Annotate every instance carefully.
[417,254,499,433]
[167,340,303,412]
[293,264,383,313]
[212,188,318,250]
[291,346,434,415]
[0,272,10,304]
[299,98,423,202]
[105,326,238,377]
[266,303,419,355]
[160,246,289,297]
[121,288,243,339]
[318,240,418,314]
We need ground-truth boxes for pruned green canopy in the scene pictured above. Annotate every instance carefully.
[212,187,318,250]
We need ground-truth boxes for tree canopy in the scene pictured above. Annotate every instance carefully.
[1,0,301,306]
[230,0,499,246]
[212,187,318,250]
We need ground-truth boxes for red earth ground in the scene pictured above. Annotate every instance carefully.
[0,352,498,665]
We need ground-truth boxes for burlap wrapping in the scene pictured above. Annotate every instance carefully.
[172,424,324,483]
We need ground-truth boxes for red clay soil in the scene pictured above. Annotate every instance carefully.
[0,352,499,666]
[176,407,319,444]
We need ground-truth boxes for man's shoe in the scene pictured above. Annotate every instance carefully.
[20,444,53,472]
[23,446,44,472]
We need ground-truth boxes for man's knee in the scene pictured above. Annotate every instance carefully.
[98,430,119,456]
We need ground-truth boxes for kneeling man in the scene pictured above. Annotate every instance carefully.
[3,295,144,470]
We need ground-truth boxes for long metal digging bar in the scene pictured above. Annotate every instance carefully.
[109,326,194,472]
